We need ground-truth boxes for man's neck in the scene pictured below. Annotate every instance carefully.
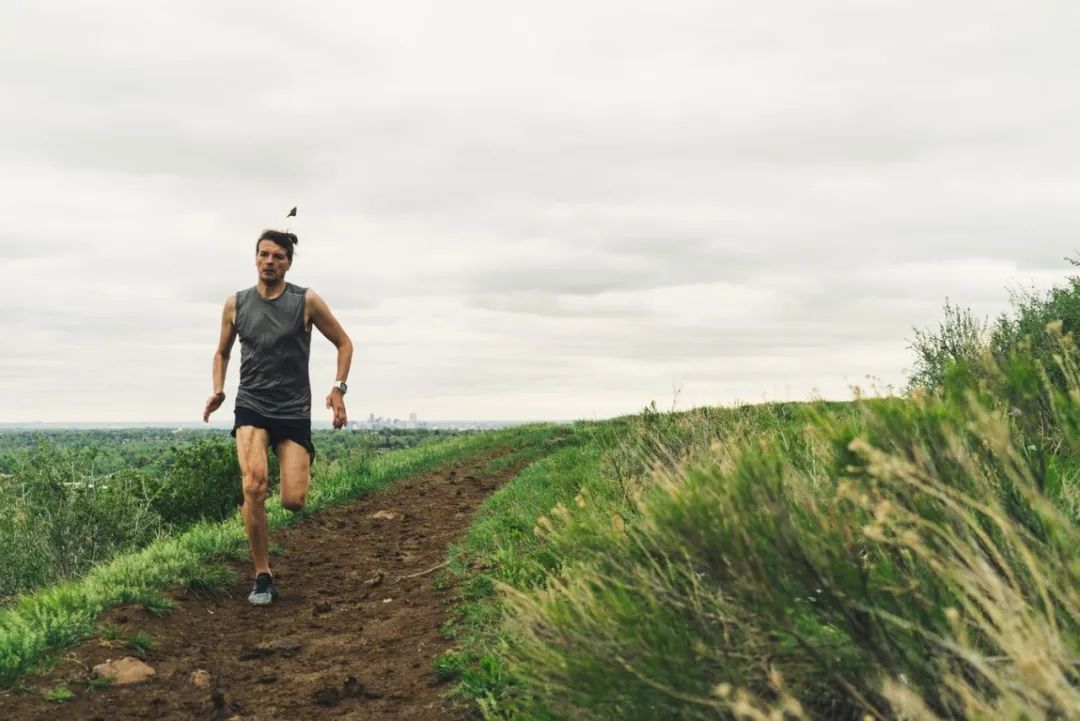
[256,279,287,299]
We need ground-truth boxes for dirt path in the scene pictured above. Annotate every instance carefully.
[3,448,525,720]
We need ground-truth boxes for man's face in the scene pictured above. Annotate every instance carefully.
[256,239,291,282]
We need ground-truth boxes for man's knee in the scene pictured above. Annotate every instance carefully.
[281,492,306,513]
[278,447,310,513]
[242,470,269,503]
[280,475,307,512]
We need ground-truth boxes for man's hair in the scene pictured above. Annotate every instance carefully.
[257,229,299,261]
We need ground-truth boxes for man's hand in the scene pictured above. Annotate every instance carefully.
[326,389,347,429]
[203,392,225,423]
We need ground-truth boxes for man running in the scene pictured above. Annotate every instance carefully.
[202,228,353,605]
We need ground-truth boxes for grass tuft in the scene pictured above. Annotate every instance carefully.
[42,685,74,702]
[137,594,177,617]
[126,631,152,654]
[183,563,237,598]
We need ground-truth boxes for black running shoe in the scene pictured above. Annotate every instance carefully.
[248,572,279,605]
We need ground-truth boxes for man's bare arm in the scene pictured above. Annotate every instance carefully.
[203,295,238,422]
[307,289,353,428]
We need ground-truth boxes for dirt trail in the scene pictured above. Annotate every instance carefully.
[4,448,525,720]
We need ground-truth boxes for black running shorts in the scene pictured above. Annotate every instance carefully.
[232,406,316,463]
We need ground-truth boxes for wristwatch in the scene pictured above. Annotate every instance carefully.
[331,380,348,395]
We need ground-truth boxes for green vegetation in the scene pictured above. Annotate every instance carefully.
[126,631,152,654]
[0,445,165,598]
[0,426,469,475]
[42,685,74,702]
[0,424,564,686]
[440,279,1080,719]
[438,435,604,701]
[138,593,177,617]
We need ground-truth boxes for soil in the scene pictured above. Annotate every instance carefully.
[2,448,526,720]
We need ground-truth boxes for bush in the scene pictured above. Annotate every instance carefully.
[906,276,1080,463]
[150,438,244,528]
[906,299,990,394]
[908,275,1080,402]
[992,277,1080,393]
[0,445,163,598]
[0,437,247,599]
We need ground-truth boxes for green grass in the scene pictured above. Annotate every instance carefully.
[0,424,566,687]
[137,593,177,617]
[42,684,74,702]
[472,440,566,479]
[126,631,152,654]
[437,425,620,709]
[182,563,237,598]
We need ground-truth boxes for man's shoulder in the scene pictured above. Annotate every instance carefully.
[302,286,329,307]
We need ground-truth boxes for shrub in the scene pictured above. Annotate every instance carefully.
[908,274,1080,401]
[0,436,245,599]
[150,438,243,527]
[992,276,1080,363]
[906,298,990,394]
[0,445,163,598]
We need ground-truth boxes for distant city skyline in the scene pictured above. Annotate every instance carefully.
[2,3,1077,422]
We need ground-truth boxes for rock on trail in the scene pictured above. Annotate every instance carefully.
[91,657,156,686]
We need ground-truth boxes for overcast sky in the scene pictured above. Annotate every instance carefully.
[2,1,1078,423]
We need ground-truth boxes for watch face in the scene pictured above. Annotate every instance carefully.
[338,381,348,392]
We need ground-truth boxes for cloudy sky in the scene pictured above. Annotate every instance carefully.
[2,2,1078,423]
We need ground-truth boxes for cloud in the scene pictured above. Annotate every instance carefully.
[1,1,1078,421]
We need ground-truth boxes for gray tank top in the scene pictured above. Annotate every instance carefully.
[234,283,312,419]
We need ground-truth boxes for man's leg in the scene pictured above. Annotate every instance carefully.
[276,439,310,512]
[236,425,272,576]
